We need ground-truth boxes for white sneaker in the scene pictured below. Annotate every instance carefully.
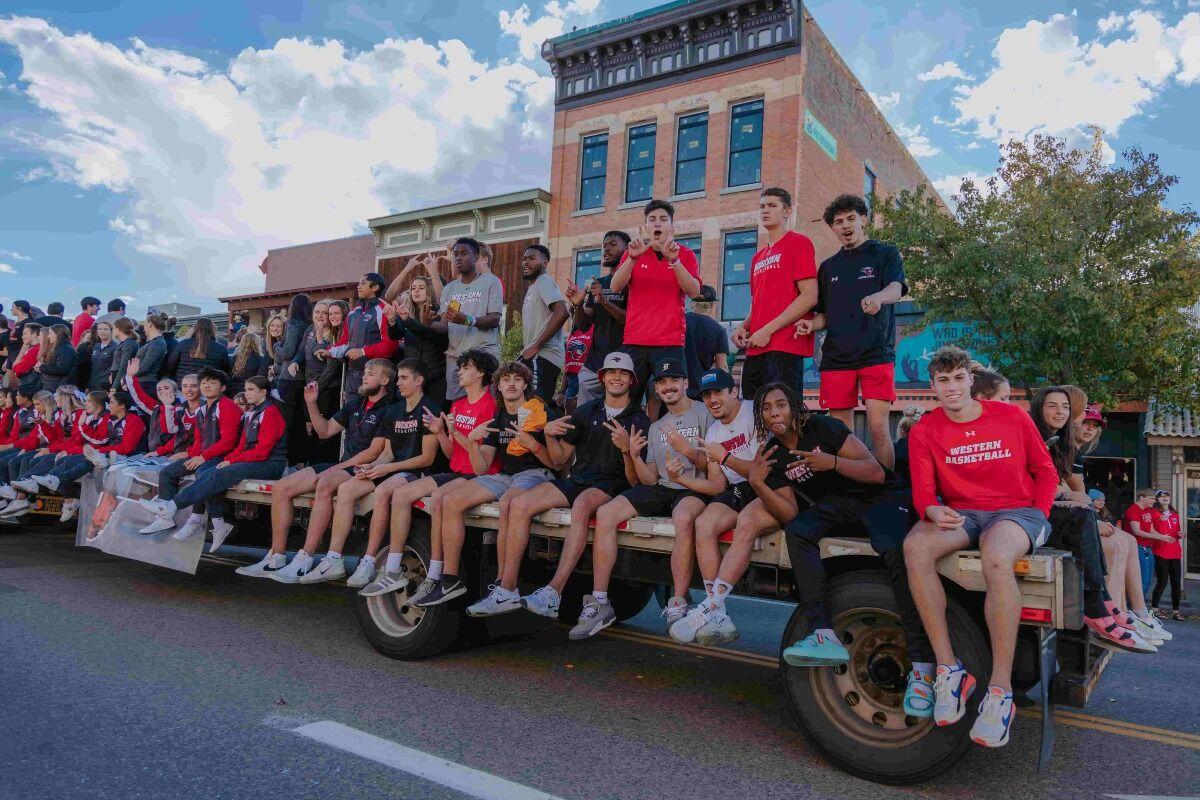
[359,570,409,597]
[1138,612,1172,642]
[0,499,8,513]
[661,595,689,628]
[1131,614,1165,646]
[172,516,206,541]
[669,599,719,644]
[208,518,235,552]
[235,553,275,578]
[59,499,80,522]
[138,498,172,515]
[518,585,561,619]
[270,554,313,584]
[83,445,107,469]
[33,474,60,493]
[346,557,376,589]
[0,485,16,501]
[298,556,347,584]
[1,497,31,517]
[696,613,740,646]
[12,477,39,494]
[466,585,522,617]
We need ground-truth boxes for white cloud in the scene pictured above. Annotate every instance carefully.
[917,60,967,81]
[0,16,559,297]
[894,122,940,157]
[952,11,1200,150]
[0,263,17,275]
[0,250,30,261]
[931,170,996,207]
[500,0,602,61]
[869,90,900,113]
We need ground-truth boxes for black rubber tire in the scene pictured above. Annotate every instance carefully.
[352,521,462,661]
[781,570,990,785]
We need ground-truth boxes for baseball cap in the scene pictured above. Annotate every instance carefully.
[654,357,687,380]
[698,368,735,394]
[1087,489,1104,501]
[1082,405,1106,428]
[600,351,636,378]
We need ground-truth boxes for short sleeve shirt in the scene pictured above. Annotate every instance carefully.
[748,231,818,357]
[1122,504,1157,548]
[582,273,627,373]
[449,391,499,475]
[564,327,593,375]
[380,397,440,465]
[442,273,505,357]
[561,398,651,485]
[646,401,714,489]
[815,240,908,371]
[766,414,878,503]
[485,405,550,475]
[332,395,393,460]
[684,312,731,400]
[704,401,759,485]
[621,245,701,347]
[521,273,567,368]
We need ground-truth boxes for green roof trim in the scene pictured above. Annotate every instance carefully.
[548,0,704,46]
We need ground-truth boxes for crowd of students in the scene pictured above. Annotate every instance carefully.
[0,189,1184,752]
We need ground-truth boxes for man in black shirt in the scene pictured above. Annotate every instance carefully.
[798,194,906,470]
[494,352,651,620]
[239,359,395,581]
[684,293,729,400]
[564,231,629,406]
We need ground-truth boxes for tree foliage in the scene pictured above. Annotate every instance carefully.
[877,132,1200,408]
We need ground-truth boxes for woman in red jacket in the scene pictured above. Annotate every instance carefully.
[9,385,83,494]
[0,390,63,518]
[32,390,111,528]
[139,375,286,553]
[1151,490,1184,621]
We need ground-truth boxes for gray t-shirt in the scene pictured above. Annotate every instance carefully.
[521,273,567,368]
[442,273,504,357]
[646,401,714,489]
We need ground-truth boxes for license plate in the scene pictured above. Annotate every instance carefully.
[31,495,64,516]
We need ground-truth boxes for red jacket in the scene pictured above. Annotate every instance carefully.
[329,300,398,360]
[226,403,285,463]
[97,412,146,456]
[71,312,95,346]
[1151,509,1182,559]
[61,412,111,455]
[12,344,40,377]
[49,409,85,453]
[189,396,242,461]
[14,413,64,451]
[0,408,15,445]
[125,374,181,456]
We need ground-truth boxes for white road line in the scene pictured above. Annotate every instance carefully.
[288,719,567,800]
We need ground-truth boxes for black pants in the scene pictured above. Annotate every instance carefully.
[1152,556,1182,611]
[1046,505,1108,616]
[741,351,804,404]
[622,344,685,404]
[784,494,910,632]
[520,355,561,408]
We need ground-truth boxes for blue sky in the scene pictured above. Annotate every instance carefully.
[0,0,1196,315]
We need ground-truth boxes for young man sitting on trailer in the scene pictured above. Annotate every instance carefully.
[903,345,1058,748]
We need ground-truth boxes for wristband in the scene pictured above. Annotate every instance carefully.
[669,259,682,268]
[465,314,476,328]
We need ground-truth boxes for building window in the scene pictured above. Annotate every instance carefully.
[728,99,764,187]
[864,166,878,220]
[674,111,708,195]
[625,123,657,204]
[579,132,608,210]
[575,248,602,286]
[676,235,702,272]
[721,230,758,321]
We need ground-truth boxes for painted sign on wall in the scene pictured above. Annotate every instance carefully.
[804,109,837,161]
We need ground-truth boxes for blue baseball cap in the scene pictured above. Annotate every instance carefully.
[698,368,735,394]
[1086,489,1104,501]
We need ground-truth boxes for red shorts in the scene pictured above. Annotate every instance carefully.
[819,363,896,409]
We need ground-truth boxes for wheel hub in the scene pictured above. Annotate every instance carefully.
[364,548,428,638]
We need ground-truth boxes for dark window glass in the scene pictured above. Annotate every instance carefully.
[864,166,878,219]
[674,112,708,195]
[579,133,608,210]
[721,230,758,321]
[676,235,702,272]
[727,100,764,187]
[575,249,602,286]
[625,123,656,203]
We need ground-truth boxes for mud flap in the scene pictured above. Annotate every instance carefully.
[1037,627,1057,771]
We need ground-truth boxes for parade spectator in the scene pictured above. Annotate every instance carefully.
[167,317,230,383]
[1150,490,1183,620]
[433,240,503,403]
[565,231,629,407]
[518,244,570,405]
[72,297,101,345]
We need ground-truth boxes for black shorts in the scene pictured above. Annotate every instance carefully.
[620,483,706,517]
[310,462,357,477]
[622,344,685,402]
[786,493,911,555]
[519,355,562,406]
[430,471,468,488]
[741,351,804,403]
[711,482,756,513]
[552,477,626,506]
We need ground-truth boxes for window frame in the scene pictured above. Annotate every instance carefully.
[864,165,878,220]
[578,132,609,211]
[719,229,759,322]
[674,110,709,196]
[624,122,657,204]
[727,99,765,188]
[574,248,603,286]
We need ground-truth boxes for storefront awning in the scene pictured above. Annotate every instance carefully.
[1144,401,1200,443]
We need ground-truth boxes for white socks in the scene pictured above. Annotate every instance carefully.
[912,661,934,678]
[187,512,204,525]
[703,580,714,597]
[293,550,312,570]
[428,560,443,581]
[268,552,286,569]
[593,590,609,605]
[385,553,402,573]
[711,579,734,612]
[327,551,341,560]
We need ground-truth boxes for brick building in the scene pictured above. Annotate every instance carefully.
[541,0,933,363]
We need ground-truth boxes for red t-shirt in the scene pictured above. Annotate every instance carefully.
[1151,509,1182,559]
[71,312,96,346]
[448,391,499,475]
[747,231,818,357]
[621,245,701,347]
[1122,504,1156,549]
[908,399,1059,519]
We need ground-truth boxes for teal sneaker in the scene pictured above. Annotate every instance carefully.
[903,669,935,718]
[782,631,850,667]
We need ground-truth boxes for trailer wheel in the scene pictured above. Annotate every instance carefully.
[781,570,989,785]
[352,522,460,661]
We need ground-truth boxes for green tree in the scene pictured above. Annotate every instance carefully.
[877,132,1200,408]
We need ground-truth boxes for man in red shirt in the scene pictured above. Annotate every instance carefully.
[71,296,101,346]
[903,346,1058,749]
[732,187,817,401]
[1121,488,1161,598]
[610,199,701,404]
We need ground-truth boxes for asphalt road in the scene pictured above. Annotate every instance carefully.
[2,528,1198,800]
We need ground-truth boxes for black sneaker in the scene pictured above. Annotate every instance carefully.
[415,578,466,607]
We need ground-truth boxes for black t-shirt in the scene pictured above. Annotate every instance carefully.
[485,405,551,475]
[684,312,730,399]
[815,240,907,371]
[380,396,440,467]
[332,394,393,460]
[582,273,628,373]
[561,398,651,485]
[766,414,880,503]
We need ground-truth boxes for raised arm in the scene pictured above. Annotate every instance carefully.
[303,382,345,440]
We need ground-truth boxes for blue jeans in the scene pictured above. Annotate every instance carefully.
[7,450,38,482]
[49,454,94,484]
[1137,544,1155,598]
[172,459,285,517]
[21,453,57,480]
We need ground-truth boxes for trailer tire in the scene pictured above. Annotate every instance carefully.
[781,570,989,785]
[352,521,461,661]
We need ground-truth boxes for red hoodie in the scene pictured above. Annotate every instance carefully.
[909,399,1059,519]
[12,344,40,377]
[189,396,242,461]
[71,312,95,346]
